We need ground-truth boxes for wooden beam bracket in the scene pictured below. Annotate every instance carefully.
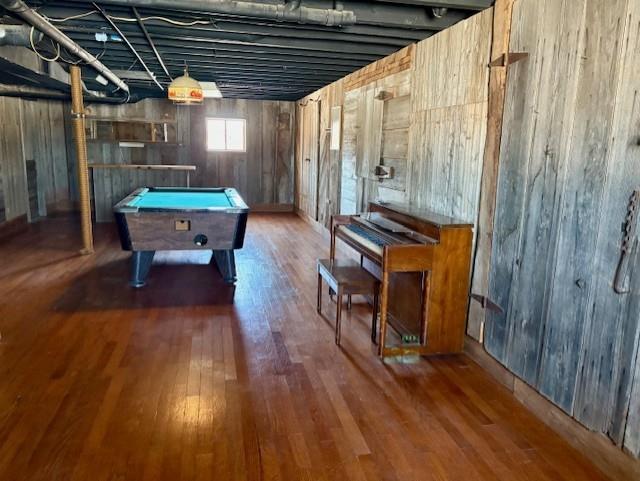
[489,52,529,68]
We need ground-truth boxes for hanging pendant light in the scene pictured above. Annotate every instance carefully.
[168,65,203,104]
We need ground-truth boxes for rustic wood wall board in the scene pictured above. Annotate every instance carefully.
[340,91,358,215]
[467,0,516,341]
[537,0,626,412]
[571,0,640,447]
[313,80,344,227]
[483,0,640,455]
[275,104,294,205]
[484,0,585,379]
[0,47,70,225]
[80,98,294,221]
[0,97,28,222]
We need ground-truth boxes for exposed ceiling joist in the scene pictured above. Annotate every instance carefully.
[0,0,494,100]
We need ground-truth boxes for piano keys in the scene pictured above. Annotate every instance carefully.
[331,201,473,358]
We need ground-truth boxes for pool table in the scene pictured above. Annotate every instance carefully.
[114,187,249,287]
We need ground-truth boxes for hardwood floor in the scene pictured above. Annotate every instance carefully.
[0,214,611,481]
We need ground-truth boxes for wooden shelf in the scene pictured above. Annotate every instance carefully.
[86,139,183,146]
[84,116,176,124]
[88,163,196,171]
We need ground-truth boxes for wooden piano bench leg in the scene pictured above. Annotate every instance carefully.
[335,292,343,346]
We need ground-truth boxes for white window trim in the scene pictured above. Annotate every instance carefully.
[206,117,247,152]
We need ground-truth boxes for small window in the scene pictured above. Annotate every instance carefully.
[206,118,246,152]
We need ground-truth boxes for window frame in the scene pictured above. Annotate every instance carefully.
[206,117,247,153]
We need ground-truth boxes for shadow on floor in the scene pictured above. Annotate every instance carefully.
[53,252,236,311]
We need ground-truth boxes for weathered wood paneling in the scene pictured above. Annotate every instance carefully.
[408,9,492,223]
[576,0,640,449]
[316,80,344,227]
[299,11,490,221]
[1,88,68,227]
[82,98,294,221]
[485,0,587,386]
[619,0,640,457]
[293,2,640,459]
[340,91,358,215]
[0,97,27,223]
[408,101,489,222]
[192,99,295,207]
[484,0,640,455]
[539,0,627,414]
[467,0,516,341]
[296,98,320,219]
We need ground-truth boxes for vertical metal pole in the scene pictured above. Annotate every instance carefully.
[70,65,94,254]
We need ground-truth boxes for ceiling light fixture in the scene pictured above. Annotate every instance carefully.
[168,66,203,104]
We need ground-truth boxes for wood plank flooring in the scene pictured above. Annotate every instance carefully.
[0,214,612,481]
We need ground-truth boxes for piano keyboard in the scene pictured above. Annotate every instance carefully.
[338,223,390,256]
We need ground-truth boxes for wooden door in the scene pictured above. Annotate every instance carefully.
[300,100,320,220]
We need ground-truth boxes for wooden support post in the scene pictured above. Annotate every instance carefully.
[468,0,516,341]
[70,65,94,254]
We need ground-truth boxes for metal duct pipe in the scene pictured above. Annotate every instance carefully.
[0,0,129,93]
[0,24,41,46]
[0,84,69,99]
[0,84,138,103]
[63,0,356,26]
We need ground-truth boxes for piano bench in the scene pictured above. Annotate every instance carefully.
[316,259,380,346]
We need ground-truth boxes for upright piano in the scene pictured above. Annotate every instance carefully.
[331,201,473,358]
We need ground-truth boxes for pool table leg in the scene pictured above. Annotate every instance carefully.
[212,249,237,284]
[130,250,155,288]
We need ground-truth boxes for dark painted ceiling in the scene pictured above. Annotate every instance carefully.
[1,0,494,101]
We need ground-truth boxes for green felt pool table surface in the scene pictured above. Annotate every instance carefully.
[130,190,233,209]
[114,187,249,213]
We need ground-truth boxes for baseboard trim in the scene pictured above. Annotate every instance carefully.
[464,336,640,481]
[47,199,78,214]
[0,214,29,241]
[250,203,294,213]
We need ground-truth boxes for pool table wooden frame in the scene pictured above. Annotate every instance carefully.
[114,187,249,287]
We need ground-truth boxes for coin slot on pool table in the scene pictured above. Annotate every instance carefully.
[194,234,208,246]
[175,220,191,231]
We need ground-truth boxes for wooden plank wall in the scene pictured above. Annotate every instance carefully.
[80,100,189,222]
[296,12,491,229]
[354,70,412,209]
[484,0,640,456]
[295,98,319,219]
[293,2,640,461]
[189,99,295,209]
[316,80,344,227]
[408,13,492,222]
[0,96,28,224]
[0,96,70,226]
[77,98,295,221]
[0,46,71,226]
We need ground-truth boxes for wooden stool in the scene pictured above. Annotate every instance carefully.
[317,259,380,346]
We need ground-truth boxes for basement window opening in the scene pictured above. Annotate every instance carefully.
[206,118,246,152]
